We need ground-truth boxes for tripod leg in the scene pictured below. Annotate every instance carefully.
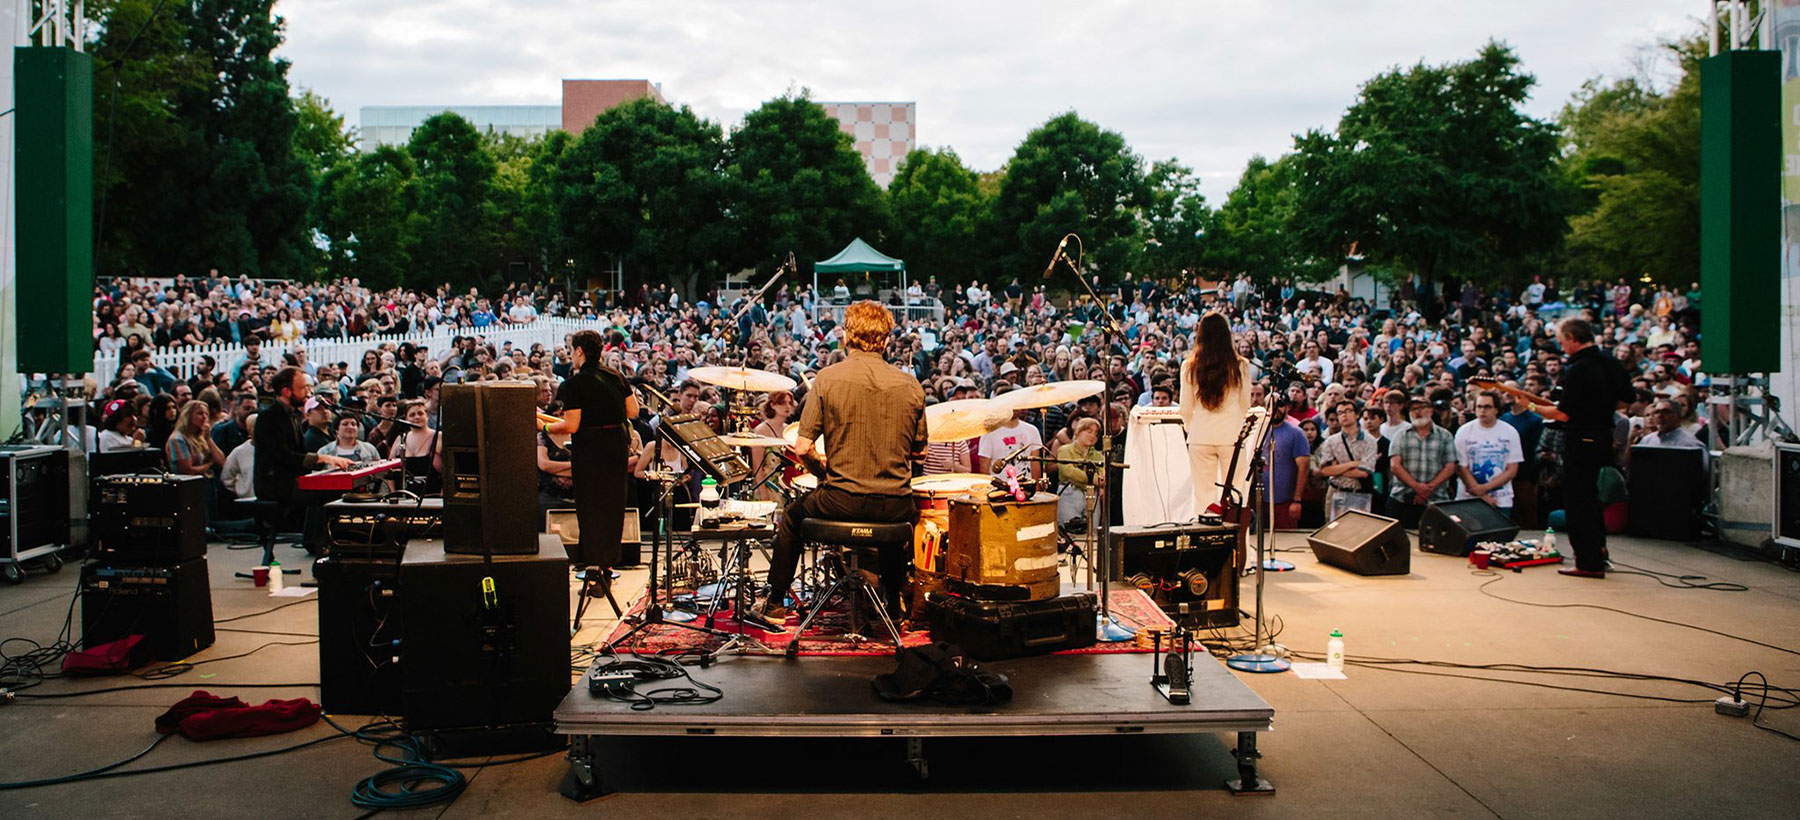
[786,571,849,657]
[862,579,904,656]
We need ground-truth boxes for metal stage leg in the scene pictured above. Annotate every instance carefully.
[560,735,614,802]
[1223,731,1275,795]
[905,737,929,781]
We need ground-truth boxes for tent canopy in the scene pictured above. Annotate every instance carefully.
[814,237,904,274]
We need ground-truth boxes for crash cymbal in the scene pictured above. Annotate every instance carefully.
[988,380,1105,412]
[687,366,797,393]
[781,422,826,457]
[719,433,789,448]
[925,398,1011,443]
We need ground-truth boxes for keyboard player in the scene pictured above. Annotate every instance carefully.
[255,366,355,555]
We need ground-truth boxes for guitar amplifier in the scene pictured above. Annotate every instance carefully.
[325,497,444,560]
[1108,522,1240,627]
[92,473,207,566]
[81,558,215,661]
[315,555,404,715]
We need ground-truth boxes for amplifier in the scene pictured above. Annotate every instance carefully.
[92,473,206,565]
[316,556,404,715]
[325,497,445,560]
[1108,522,1240,627]
[399,536,570,731]
[81,558,215,661]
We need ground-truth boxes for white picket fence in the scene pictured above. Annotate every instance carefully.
[94,316,597,382]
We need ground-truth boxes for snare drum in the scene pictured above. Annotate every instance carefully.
[910,473,991,574]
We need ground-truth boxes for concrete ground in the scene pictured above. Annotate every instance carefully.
[1,528,1797,820]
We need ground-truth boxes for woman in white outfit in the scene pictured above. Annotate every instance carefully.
[1180,313,1253,515]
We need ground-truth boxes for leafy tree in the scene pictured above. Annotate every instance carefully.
[994,112,1151,282]
[1288,42,1570,286]
[317,147,420,288]
[520,131,575,278]
[1205,154,1320,282]
[1134,159,1210,279]
[1558,38,1702,284]
[555,98,734,292]
[886,147,991,285]
[292,89,356,180]
[407,113,500,287]
[724,94,888,273]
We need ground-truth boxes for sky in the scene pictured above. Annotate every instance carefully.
[278,0,1704,202]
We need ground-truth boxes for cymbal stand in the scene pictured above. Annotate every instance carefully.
[602,434,731,653]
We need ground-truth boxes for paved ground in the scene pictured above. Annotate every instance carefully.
[1,528,1797,819]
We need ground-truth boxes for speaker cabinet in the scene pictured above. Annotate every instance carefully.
[316,556,404,716]
[1308,510,1411,576]
[1778,444,1800,550]
[15,46,95,375]
[441,383,538,555]
[1418,499,1520,556]
[1109,522,1240,627]
[93,474,206,565]
[81,558,215,661]
[1700,50,1781,374]
[399,536,569,731]
[1627,446,1706,541]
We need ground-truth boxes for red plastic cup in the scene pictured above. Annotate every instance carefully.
[1469,551,1491,569]
[252,566,270,587]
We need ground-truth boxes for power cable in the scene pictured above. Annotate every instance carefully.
[1473,573,1799,657]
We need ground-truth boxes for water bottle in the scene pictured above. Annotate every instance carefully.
[699,478,721,520]
[268,558,284,594]
[1327,629,1345,670]
[1542,528,1557,556]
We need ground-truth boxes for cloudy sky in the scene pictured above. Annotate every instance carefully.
[279,0,1703,201]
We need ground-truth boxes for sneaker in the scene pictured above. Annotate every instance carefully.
[1557,568,1605,579]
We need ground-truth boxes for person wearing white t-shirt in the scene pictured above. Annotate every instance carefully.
[1295,340,1334,384]
[977,410,1043,481]
[1524,276,1546,307]
[1454,391,1524,515]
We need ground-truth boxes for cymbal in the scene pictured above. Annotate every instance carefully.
[781,422,826,457]
[988,380,1105,412]
[687,366,796,393]
[719,433,788,448]
[925,398,1011,443]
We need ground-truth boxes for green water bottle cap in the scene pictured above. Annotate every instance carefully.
[1330,629,1342,637]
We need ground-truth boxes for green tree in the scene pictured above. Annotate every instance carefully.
[1288,42,1570,286]
[555,98,735,292]
[725,94,888,273]
[886,147,991,285]
[407,113,500,287]
[318,146,420,288]
[292,89,356,180]
[1558,38,1702,284]
[1205,154,1319,282]
[1135,159,1210,279]
[994,112,1151,282]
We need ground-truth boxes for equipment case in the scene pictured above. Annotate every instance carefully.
[924,592,1097,660]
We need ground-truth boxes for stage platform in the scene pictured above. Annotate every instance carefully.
[554,649,1276,801]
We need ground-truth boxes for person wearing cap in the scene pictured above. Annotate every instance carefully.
[1387,393,1458,529]
[301,396,334,452]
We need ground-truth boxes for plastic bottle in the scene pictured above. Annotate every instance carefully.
[698,478,720,521]
[1327,629,1345,670]
[268,558,284,594]
[1542,528,1557,556]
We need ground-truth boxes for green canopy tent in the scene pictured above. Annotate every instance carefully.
[811,237,940,323]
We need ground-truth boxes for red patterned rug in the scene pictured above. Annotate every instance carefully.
[598,586,1176,657]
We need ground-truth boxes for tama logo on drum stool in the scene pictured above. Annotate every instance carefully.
[852,527,874,538]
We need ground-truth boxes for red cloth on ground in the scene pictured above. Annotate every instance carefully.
[177,697,321,741]
[155,691,247,735]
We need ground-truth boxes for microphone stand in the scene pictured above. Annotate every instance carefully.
[1226,396,1290,674]
[1045,234,1134,642]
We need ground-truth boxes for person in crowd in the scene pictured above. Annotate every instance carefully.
[1628,398,1708,469]
[1056,417,1105,526]
[1454,390,1524,517]
[1313,400,1379,520]
[98,401,147,452]
[319,415,381,464]
[221,414,258,501]
[144,393,180,451]
[167,399,228,520]
[388,399,442,494]
[1387,394,1459,529]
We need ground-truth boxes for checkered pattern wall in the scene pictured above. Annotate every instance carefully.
[816,101,916,188]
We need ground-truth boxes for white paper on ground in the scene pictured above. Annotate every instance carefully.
[270,587,317,598]
[1290,662,1346,680]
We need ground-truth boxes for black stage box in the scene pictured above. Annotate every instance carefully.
[316,556,404,716]
[92,473,206,566]
[1418,498,1519,556]
[1308,510,1411,576]
[1627,446,1706,541]
[925,592,1097,660]
[1108,522,1239,628]
[399,536,569,731]
[81,558,215,661]
[441,383,537,555]
[325,496,444,561]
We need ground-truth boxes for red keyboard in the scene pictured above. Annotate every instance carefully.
[298,458,401,492]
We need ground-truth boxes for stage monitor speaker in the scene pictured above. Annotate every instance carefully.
[1700,49,1781,374]
[1627,446,1706,541]
[399,536,569,731]
[1777,444,1800,549]
[81,558,215,661]
[441,383,537,555]
[1308,510,1410,576]
[15,46,95,375]
[1108,522,1240,627]
[93,473,206,565]
[1418,499,1520,557]
[315,556,404,716]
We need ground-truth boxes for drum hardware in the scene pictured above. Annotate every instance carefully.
[603,432,731,650]
[1150,612,1195,705]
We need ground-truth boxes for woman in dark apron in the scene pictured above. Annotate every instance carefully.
[542,330,634,570]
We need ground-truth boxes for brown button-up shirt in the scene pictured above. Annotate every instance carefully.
[797,349,926,496]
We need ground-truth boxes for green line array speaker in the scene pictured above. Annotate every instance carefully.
[1699,50,1781,375]
[14,46,95,376]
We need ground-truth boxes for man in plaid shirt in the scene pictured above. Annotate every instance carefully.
[1387,393,1458,529]
[1314,400,1379,519]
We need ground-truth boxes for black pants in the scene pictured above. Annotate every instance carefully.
[1562,432,1612,572]
[768,486,915,610]
[1391,499,1428,530]
[570,427,628,570]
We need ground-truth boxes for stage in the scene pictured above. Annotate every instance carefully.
[555,650,1276,800]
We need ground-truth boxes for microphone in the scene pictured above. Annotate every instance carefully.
[1040,237,1068,279]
